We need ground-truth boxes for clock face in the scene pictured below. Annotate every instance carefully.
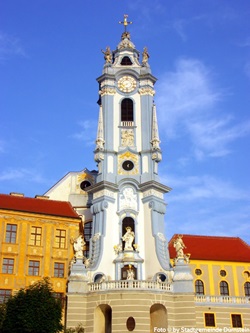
[122,160,134,171]
[118,76,136,93]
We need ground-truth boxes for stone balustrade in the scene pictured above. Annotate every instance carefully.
[88,280,173,292]
[195,295,250,304]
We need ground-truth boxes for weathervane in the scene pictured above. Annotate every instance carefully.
[119,14,132,32]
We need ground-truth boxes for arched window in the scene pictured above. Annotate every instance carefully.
[220,281,229,296]
[195,279,204,295]
[94,304,112,333]
[150,304,167,333]
[121,98,133,123]
[244,282,250,296]
[83,221,92,257]
[121,56,132,65]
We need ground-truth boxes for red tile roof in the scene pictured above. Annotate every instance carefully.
[0,194,80,219]
[169,234,250,262]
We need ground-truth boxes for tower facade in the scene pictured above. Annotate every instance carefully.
[87,22,172,282]
[66,17,195,332]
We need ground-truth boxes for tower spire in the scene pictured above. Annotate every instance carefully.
[94,105,105,166]
[151,103,161,150]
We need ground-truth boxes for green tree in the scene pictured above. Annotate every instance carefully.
[0,303,6,333]
[2,278,63,333]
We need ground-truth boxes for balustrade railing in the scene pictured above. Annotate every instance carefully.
[88,280,172,292]
[121,121,134,127]
[195,295,250,304]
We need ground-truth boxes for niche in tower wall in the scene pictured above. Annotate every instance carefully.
[122,264,137,280]
[122,217,135,250]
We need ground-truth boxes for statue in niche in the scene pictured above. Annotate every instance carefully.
[121,129,134,146]
[120,187,137,210]
[122,226,135,250]
[126,265,135,280]
[173,235,190,263]
[101,46,112,63]
[72,234,85,259]
[142,47,150,65]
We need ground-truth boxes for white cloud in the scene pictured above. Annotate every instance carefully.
[188,117,250,158]
[163,173,249,203]
[71,120,96,146]
[0,168,46,184]
[0,31,26,62]
[156,58,250,159]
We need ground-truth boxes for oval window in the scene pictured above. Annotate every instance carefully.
[126,317,135,331]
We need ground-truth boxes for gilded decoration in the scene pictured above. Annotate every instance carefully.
[77,173,94,183]
[138,87,155,96]
[99,88,116,96]
[118,76,136,93]
[118,151,139,175]
[101,46,112,64]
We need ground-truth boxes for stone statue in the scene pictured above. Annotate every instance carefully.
[142,47,150,65]
[101,46,112,63]
[72,235,85,259]
[122,226,135,250]
[127,265,135,280]
[173,235,190,263]
[173,235,186,258]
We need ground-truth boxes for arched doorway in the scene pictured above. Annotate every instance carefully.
[150,304,167,333]
[94,304,112,333]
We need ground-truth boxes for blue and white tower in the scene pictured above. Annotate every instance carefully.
[67,16,194,332]
[86,18,172,282]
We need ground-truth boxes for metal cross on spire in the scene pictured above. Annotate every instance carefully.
[119,14,132,32]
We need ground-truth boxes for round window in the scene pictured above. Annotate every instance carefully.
[122,160,134,171]
[80,180,91,190]
[126,317,135,331]
[195,269,202,276]
[220,270,227,277]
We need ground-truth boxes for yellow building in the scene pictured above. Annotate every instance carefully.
[0,192,81,306]
[169,234,250,328]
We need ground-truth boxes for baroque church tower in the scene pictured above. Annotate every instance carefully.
[85,15,172,282]
[57,16,194,332]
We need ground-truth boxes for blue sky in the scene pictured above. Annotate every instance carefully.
[1,0,250,244]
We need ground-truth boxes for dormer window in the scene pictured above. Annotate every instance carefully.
[121,56,132,65]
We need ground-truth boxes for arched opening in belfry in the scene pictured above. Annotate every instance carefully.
[94,304,112,333]
[121,56,132,65]
[150,303,167,333]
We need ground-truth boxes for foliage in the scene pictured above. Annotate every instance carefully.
[65,323,84,333]
[0,304,6,332]
[2,278,63,333]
